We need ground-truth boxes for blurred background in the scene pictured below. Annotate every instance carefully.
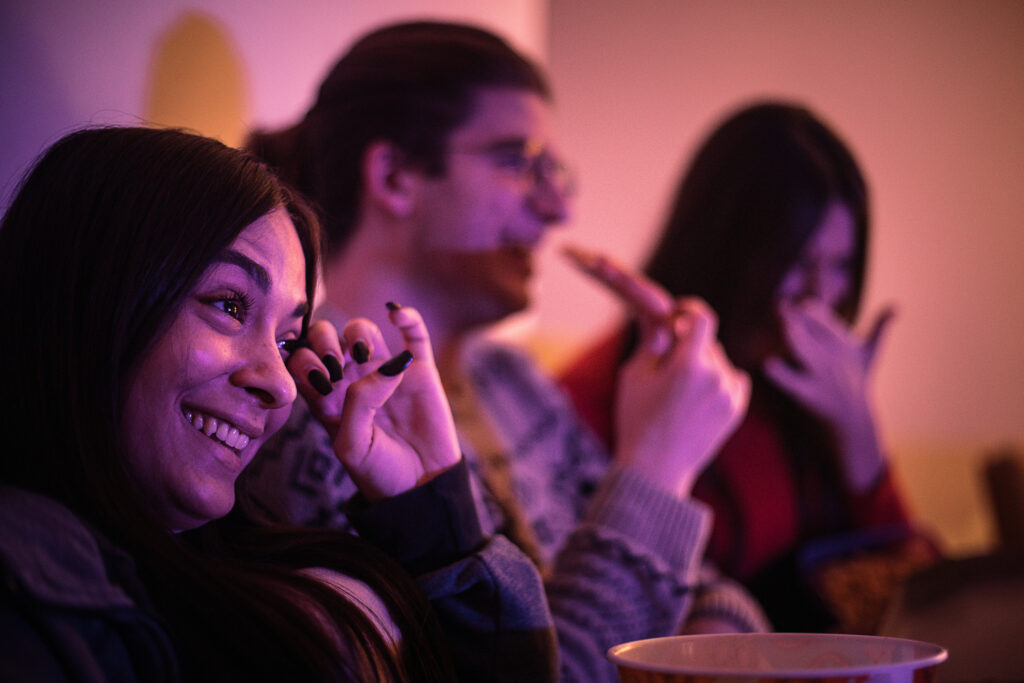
[2,0,1021,557]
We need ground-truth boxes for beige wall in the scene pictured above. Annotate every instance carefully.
[3,0,1021,555]
[0,0,548,208]
[533,0,1024,555]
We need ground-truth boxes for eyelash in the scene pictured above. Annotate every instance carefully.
[207,289,255,324]
[203,289,302,357]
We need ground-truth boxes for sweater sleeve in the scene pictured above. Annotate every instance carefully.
[686,565,773,632]
[545,466,712,683]
[348,460,559,683]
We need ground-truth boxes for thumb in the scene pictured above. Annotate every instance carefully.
[864,305,897,366]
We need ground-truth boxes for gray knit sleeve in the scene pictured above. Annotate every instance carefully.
[545,466,712,683]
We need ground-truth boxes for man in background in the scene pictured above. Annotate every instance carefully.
[241,20,767,682]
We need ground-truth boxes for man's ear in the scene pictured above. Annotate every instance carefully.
[362,140,418,218]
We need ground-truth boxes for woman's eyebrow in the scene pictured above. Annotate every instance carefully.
[218,249,310,320]
[218,249,271,293]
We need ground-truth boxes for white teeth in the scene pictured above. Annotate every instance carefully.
[184,409,250,452]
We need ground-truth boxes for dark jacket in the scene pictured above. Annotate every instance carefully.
[0,485,178,682]
[0,460,557,682]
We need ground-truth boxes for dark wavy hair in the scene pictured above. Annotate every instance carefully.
[644,100,869,372]
[247,20,551,259]
[635,102,872,580]
[0,126,451,680]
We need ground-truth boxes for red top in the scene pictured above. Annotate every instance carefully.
[560,329,912,583]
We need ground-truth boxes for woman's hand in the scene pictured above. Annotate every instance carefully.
[563,245,749,498]
[286,305,461,502]
[763,300,894,491]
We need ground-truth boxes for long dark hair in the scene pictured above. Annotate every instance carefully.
[640,102,872,558]
[644,100,869,373]
[0,126,451,680]
[247,20,551,259]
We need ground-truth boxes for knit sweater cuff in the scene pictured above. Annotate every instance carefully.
[583,466,712,576]
[690,578,773,632]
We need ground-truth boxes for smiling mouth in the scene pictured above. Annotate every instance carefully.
[183,408,251,452]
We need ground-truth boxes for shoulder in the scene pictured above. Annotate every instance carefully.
[456,334,562,409]
[460,335,540,383]
[0,486,135,609]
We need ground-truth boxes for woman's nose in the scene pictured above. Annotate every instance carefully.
[231,340,297,409]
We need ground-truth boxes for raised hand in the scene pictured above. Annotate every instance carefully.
[562,244,675,351]
[614,299,750,497]
[763,300,895,491]
[286,305,461,502]
[563,244,750,498]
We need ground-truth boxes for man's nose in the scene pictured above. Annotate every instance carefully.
[529,177,572,225]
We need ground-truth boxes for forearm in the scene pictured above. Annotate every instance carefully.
[348,458,559,682]
[546,467,712,683]
[830,403,887,495]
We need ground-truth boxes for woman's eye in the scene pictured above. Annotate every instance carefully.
[277,338,305,356]
[208,291,253,323]
[217,300,242,319]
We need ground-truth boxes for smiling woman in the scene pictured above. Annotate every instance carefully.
[0,127,555,681]
[122,209,307,532]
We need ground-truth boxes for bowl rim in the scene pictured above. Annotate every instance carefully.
[606,633,948,677]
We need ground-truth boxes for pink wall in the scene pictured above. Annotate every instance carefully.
[532,0,1024,552]
[2,0,1020,552]
[0,0,547,209]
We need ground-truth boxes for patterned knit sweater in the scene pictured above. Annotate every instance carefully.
[239,330,769,682]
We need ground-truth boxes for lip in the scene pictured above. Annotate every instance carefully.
[499,244,534,274]
[181,403,263,455]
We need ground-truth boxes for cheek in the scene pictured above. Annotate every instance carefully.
[264,405,293,442]
[184,341,228,380]
[822,270,853,307]
[775,269,803,304]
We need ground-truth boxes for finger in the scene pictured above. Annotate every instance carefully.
[763,356,816,406]
[637,315,673,356]
[562,243,674,320]
[385,303,436,365]
[342,317,388,378]
[731,368,752,415]
[707,340,750,418]
[788,300,847,343]
[304,319,345,382]
[287,345,346,422]
[286,346,329,395]
[672,298,716,361]
[777,304,825,366]
[864,304,897,365]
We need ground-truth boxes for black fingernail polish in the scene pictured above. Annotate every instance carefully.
[351,341,370,364]
[323,354,343,382]
[385,301,402,311]
[281,338,310,354]
[377,350,413,377]
[308,369,333,395]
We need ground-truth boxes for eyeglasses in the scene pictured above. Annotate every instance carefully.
[450,139,576,197]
